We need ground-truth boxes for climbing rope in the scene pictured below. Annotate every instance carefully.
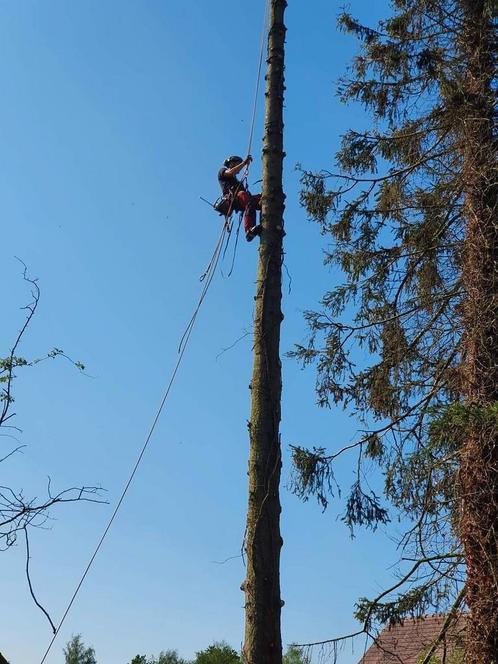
[221,211,241,265]
[222,214,243,279]
[39,3,270,661]
[247,0,270,157]
[179,221,227,356]
[227,216,243,278]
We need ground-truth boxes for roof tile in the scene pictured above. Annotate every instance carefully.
[359,615,466,664]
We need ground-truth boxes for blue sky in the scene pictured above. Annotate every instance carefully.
[0,1,399,663]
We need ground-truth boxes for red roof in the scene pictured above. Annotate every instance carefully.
[359,615,466,663]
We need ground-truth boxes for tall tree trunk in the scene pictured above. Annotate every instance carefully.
[459,1,498,661]
[242,2,287,664]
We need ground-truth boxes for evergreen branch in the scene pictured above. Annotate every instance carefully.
[313,147,452,187]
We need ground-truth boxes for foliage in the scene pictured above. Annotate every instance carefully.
[154,651,188,664]
[64,635,97,664]
[192,642,240,664]
[292,0,496,652]
[128,642,308,664]
[283,644,310,664]
[129,651,187,664]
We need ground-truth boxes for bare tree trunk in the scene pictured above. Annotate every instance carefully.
[459,1,498,661]
[242,2,287,664]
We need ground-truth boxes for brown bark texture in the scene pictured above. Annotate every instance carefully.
[242,2,287,664]
[459,1,498,662]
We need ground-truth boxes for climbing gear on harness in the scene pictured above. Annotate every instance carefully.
[246,224,262,242]
[213,195,231,216]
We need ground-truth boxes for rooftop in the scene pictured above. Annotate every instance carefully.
[359,615,466,664]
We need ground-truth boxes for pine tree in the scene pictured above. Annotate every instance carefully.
[193,642,240,664]
[292,1,497,661]
[64,635,97,664]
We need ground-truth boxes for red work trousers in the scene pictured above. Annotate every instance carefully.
[232,191,261,233]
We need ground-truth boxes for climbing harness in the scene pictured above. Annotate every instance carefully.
[207,175,245,278]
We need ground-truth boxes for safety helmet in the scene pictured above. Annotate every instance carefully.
[224,155,243,168]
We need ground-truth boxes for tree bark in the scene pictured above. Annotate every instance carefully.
[459,1,498,661]
[242,2,286,664]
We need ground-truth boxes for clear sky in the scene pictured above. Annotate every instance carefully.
[0,1,398,663]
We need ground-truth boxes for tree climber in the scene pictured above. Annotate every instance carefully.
[218,155,262,242]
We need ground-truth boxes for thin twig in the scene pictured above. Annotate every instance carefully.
[23,528,56,634]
